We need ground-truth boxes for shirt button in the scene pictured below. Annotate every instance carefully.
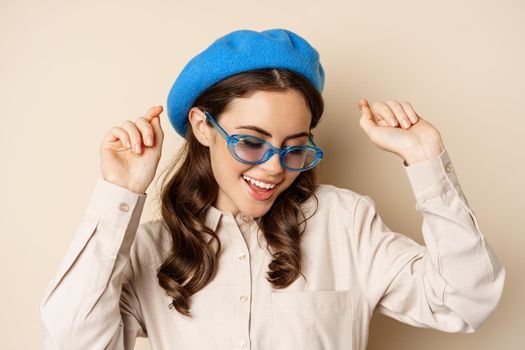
[240,295,248,302]
[242,215,250,222]
[119,202,130,212]
[238,253,246,261]
[445,162,453,173]
[240,339,247,348]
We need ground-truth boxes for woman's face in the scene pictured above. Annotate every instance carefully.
[195,89,313,218]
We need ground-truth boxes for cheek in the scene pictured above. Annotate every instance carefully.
[209,143,250,182]
[278,172,301,193]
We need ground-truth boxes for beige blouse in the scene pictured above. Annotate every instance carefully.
[39,146,505,350]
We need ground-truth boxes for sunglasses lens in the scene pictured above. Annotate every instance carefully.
[234,136,269,163]
[283,148,318,170]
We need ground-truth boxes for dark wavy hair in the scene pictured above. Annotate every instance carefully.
[156,68,324,317]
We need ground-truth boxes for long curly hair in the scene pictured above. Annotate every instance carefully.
[156,68,324,317]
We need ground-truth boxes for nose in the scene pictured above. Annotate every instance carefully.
[259,151,284,175]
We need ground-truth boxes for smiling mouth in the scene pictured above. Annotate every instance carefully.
[242,174,281,189]
[242,175,281,191]
[241,175,281,201]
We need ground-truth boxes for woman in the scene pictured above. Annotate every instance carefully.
[40,28,505,350]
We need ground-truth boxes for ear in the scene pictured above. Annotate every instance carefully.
[188,107,215,147]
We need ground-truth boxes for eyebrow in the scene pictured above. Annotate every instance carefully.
[235,125,311,141]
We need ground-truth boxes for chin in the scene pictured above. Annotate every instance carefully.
[240,202,274,218]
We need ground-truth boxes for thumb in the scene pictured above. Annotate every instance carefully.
[358,99,377,135]
[150,114,164,145]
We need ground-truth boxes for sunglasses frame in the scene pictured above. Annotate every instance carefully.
[203,110,323,172]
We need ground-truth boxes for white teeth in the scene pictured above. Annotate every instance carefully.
[242,175,276,189]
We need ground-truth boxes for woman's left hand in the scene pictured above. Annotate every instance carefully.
[358,99,445,165]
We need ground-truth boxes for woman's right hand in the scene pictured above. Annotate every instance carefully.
[100,105,165,194]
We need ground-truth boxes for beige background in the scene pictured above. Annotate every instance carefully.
[1,0,523,349]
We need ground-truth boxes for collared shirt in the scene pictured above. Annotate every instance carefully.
[39,147,505,350]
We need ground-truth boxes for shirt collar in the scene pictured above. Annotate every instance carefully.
[205,205,224,232]
[203,205,257,243]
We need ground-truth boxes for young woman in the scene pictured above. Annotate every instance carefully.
[40,28,505,350]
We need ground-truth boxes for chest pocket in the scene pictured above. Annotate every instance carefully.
[269,290,354,350]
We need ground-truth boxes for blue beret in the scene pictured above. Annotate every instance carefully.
[166,28,325,138]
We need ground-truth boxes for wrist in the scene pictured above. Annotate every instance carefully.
[102,176,147,195]
[127,183,148,195]
[402,140,444,166]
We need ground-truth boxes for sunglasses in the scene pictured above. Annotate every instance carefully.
[204,111,323,172]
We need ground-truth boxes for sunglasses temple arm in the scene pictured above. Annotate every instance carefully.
[204,111,230,140]
[308,136,320,147]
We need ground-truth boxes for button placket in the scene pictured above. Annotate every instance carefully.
[230,215,252,350]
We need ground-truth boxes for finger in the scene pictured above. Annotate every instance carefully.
[143,105,164,122]
[358,99,378,134]
[103,126,131,149]
[386,100,411,129]
[400,101,419,124]
[120,120,143,154]
[357,98,369,112]
[358,99,380,122]
[150,115,164,148]
[360,98,388,126]
[135,117,155,147]
[372,101,399,127]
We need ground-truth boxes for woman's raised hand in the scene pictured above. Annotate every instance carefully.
[358,99,444,165]
[100,106,164,194]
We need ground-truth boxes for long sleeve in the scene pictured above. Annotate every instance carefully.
[351,147,505,333]
[40,179,148,349]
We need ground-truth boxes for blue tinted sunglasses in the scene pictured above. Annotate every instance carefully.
[204,111,323,172]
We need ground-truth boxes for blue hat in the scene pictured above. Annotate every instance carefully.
[166,28,325,138]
